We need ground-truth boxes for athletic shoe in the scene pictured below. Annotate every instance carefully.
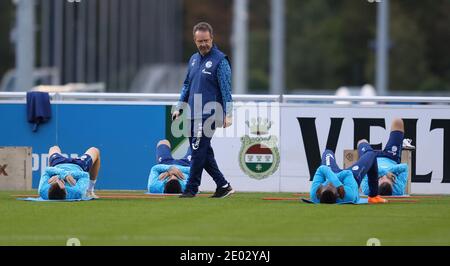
[210,184,235,198]
[368,195,388,204]
[402,138,415,150]
[179,191,196,198]
[86,191,99,199]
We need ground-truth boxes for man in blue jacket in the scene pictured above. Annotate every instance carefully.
[38,145,101,200]
[172,22,234,198]
[360,118,413,196]
[310,140,387,204]
[147,140,191,194]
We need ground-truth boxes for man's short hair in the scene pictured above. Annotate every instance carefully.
[379,182,393,196]
[320,189,338,204]
[48,183,67,200]
[193,22,213,37]
[164,179,182,194]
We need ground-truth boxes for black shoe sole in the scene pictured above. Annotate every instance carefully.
[211,189,235,198]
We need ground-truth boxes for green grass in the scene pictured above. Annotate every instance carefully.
[1,191,450,246]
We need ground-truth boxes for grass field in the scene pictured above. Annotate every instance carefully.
[1,191,450,246]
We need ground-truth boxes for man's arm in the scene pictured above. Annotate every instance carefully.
[217,58,233,126]
[38,167,64,199]
[360,176,370,195]
[66,178,89,199]
[310,167,326,203]
[391,163,408,195]
[310,165,342,203]
[71,171,90,181]
[147,164,169,193]
[338,171,360,203]
[38,172,51,199]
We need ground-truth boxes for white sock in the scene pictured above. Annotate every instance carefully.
[88,180,97,192]
[222,183,229,188]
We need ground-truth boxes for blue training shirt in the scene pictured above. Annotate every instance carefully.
[176,46,233,119]
[360,157,408,195]
[310,165,360,204]
[147,164,191,193]
[38,164,90,200]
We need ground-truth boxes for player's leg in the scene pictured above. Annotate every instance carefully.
[348,140,377,186]
[82,147,100,198]
[182,120,208,197]
[156,139,175,164]
[391,117,404,133]
[204,145,234,198]
[183,136,208,196]
[49,145,62,156]
[321,149,342,174]
[179,144,192,166]
[84,147,100,180]
[381,118,405,163]
[353,140,387,203]
[48,145,67,167]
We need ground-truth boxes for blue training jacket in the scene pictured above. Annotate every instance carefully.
[38,164,90,200]
[310,165,360,204]
[176,45,233,120]
[147,164,191,193]
[361,157,408,195]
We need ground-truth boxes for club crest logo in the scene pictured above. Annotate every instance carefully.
[239,118,280,180]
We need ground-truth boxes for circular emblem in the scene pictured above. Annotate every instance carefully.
[391,146,398,152]
[205,61,213,68]
[239,136,280,180]
[352,165,360,171]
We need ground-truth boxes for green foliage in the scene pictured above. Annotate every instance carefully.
[0,1,15,82]
[249,0,450,92]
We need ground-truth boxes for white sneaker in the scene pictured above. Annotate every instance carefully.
[402,138,415,150]
[86,191,99,199]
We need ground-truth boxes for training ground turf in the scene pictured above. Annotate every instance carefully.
[1,191,450,246]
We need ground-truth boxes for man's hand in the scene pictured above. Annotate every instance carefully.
[337,186,345,199]
[168,166,185,180]
[223,116,232,128]
[65,175,76,186]
[48,175,59,184]
[172,110,181,121]
[158,171,170,181]
[386,172,397,182]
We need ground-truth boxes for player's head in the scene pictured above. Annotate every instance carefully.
[319,183,338,204]
[48,177,67,200]
[164,177,182,194]
[378,177,393,196]
[378,172,395,195]
[193,22,213,55]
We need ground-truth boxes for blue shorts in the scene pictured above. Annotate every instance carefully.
[49,153,93,172]
[377,130,404,163]
[156,144,191,167]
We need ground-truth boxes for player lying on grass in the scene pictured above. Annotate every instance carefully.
[310,140,387,204]
[360,118,414,196]
[38,145,101,200]
[147,140,191,194]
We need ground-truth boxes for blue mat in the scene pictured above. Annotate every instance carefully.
[301,198,368,205]
[17,197,95,202]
